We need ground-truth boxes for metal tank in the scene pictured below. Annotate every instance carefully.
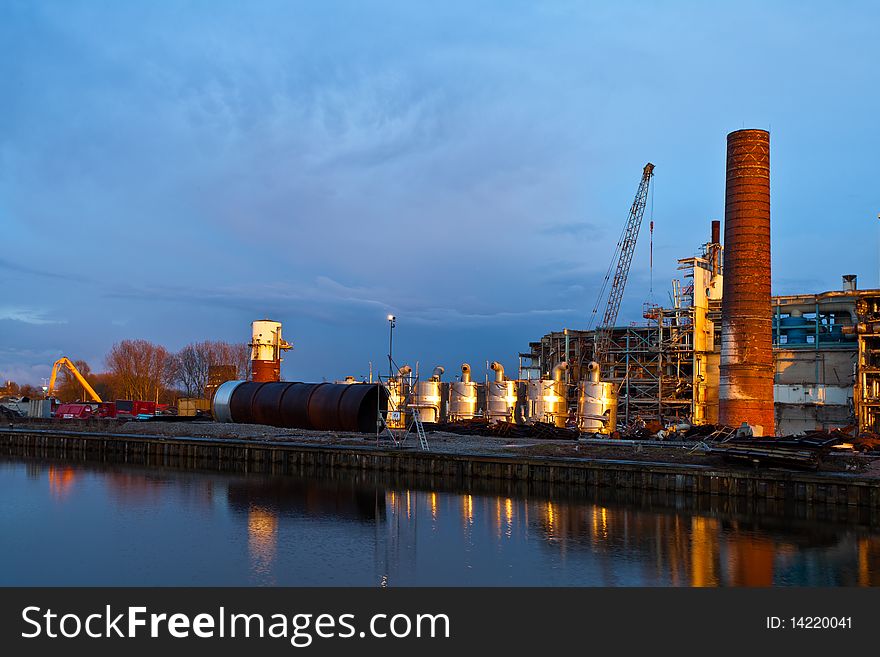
[212,380,387,433]
[719,129,775,436]
[250,319,292,382]
[448,363,479,421]
[385,365,411,429]
[409,366,444,423]
[486,361,516,423]
[524,362,568,428]
[577,361,617,434]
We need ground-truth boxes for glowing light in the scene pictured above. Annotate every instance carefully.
[48,466,76,498]
[463,495,474,524]
[248,506,278,580]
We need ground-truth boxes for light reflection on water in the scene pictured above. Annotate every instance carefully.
[0,458,878,586]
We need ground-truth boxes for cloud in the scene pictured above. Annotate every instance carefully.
[540,221,603,237]
[0,307,66,325]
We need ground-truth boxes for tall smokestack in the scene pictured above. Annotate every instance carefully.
[719,129,775,436]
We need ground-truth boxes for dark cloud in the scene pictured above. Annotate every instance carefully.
[1,1,878,383]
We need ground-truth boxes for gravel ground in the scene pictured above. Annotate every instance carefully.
[110,420,734,467]
[8,418,878,474]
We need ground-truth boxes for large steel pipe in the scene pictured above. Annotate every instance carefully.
[213,381,387,433]
[719,129,775,436]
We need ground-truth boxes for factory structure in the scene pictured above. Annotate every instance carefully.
[211,129,880,439]
[14,129,877,441]
[522,129,877,437]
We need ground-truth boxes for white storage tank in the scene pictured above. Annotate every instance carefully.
[448,363,479,421]
[409,366,444,423]
[524,362,569,427]
[577,361,618,434]
[486,361,516,422]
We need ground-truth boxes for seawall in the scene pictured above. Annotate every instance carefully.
[1,427,878,508]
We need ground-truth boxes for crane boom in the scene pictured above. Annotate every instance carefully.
[48,357,102,402]
[593,162,655,368]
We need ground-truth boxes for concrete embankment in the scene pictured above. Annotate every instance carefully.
[2,426,879,508]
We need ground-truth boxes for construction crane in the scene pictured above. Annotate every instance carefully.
[591,162,655,372]
[47,357,102,402]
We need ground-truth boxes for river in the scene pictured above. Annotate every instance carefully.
[1,457,877,586]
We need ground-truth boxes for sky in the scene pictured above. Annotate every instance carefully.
[1,0,878,386]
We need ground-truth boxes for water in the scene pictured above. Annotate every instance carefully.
[1,457,878,586]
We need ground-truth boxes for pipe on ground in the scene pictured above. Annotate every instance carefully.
[212,381,388,433]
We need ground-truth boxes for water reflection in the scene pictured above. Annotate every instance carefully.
[47,466,76,499]
[4,458,880,586]
[247,506,278,583]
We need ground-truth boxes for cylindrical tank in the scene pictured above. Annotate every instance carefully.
[780,314,807,344]
[577,362,617,434]
[410,380,442,423]
[409,366,444,423]
[385,365,411,429]
[525,380,567,427]
[449,363,478,420]
[250,319,292,382]
[719,129,775,436]
[486,361,516,422]
[212,380,387,432]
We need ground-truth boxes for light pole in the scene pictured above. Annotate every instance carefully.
[387,314,396,379]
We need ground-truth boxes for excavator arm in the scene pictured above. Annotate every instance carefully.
[47,357,102,402]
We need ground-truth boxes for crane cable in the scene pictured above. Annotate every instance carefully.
[587,196,631,331]
[648,179,655,302]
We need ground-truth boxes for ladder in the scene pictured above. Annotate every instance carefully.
[412,408,429,451]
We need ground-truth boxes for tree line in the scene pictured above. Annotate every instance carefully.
[1,340,249,404]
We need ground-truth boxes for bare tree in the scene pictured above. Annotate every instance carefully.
[173,341,249,398]
[106,340,174,401]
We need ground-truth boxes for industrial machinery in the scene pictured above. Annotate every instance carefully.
[577,361,617,434]
[47,357,102,402]
[386,365,412,429]
[250,319,292,382]
[522,362,569,427]
[590,163,655,373]
[486,362,516,423]
[409,366,444,423]
[448,363,479,420]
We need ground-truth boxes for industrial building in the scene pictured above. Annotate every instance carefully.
[521,247,871,436]
[520,128,878,437]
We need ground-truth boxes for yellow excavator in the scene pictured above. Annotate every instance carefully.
[47,357,102,402]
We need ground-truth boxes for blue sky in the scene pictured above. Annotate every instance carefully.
[1,0,878,385]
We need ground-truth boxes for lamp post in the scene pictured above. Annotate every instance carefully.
[387,314,396,379]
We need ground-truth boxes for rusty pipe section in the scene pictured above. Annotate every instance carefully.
[461,363,471,383]
[212,380,388,433]
[587,361,600,383]
[490,361,505,382]
[719,128,775,436]
[552,361,568,382]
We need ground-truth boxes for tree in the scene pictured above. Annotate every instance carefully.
[106,340,175,402]
[172,341,249,398]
